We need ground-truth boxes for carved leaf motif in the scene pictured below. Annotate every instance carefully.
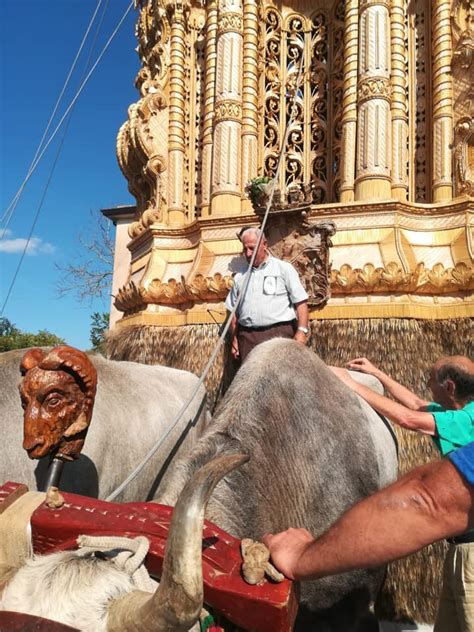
[380,262,410,288]
[358,264,382,289]
[333,264,358,290]
[452,262,474,288]
[426,263,450,289]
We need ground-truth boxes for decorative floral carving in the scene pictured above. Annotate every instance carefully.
[271,221,336,308]
[357,77,392,103]
[214,100,243,122]
[454,117,474,195]
[185,273,234,301]
[260,5,343,205]
[217,12,243,33]
[135,1,170,92]
[331,262,474,294]
[452,0,474,69]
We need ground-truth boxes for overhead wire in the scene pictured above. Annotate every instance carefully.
[0,0,105,235]
[106,42,307,501]
[1,0,112,317]
[0,0,134,239]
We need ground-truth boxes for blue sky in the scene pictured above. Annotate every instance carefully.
[1,0,139,349]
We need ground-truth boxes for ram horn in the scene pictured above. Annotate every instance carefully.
[107,453,249,631]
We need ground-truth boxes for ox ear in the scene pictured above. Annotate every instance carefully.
[20,348,46,375]
[63,412,89,437]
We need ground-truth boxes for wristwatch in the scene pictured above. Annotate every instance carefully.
[297,326,309,335]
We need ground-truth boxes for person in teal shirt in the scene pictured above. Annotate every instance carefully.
[332,355,474,632]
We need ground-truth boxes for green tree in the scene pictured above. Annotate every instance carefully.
[90,312,109,353]
[0,318,65,352]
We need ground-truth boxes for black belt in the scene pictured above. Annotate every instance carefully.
[446,532,474,544]
[238,320,295,333]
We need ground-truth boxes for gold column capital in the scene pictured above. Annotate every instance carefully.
[359,0,390,12]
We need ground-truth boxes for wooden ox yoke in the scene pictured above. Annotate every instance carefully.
[0,482,298,632]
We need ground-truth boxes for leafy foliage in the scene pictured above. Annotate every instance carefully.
[0,317,65,352]
[90,311,109,353]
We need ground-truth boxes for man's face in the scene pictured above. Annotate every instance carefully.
[242,232,268,267]
[427,364,452,409]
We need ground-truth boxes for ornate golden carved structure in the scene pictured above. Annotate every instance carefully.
[110,0,474,331]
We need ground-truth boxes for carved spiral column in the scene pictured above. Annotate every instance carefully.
[241,0,259,212]
[211,0,244,215]
[200,0,218,218]
[431,0,454,202]
[355,0,392,201]
[167,2,189,225]
[390,0,408,200]
[340,0,359,202]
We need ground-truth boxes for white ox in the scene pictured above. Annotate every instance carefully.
[0,348,208,502]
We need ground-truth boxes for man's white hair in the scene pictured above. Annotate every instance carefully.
[239,227,265,242]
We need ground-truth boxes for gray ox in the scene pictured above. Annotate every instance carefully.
[0,348,208,502]
[157,339,398,631]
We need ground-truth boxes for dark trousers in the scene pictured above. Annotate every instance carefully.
[237,321,296,363]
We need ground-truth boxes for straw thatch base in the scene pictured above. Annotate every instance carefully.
[107,317,473,623]
[106,323,234,410]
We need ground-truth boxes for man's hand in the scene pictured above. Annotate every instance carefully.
[294,330,308,345]
[346,357,380,376]
[231,336,240,360]
[262,527,314,580]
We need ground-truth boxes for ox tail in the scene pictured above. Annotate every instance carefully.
[106,453,249,632]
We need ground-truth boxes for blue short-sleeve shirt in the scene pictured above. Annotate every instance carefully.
[449,442,474,486]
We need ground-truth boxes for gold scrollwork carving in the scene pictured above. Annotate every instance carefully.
[214,100,243,123]
[357,77,392,103]
[217,12,243,34]
[452,0,474,69]
[454,117,474,195]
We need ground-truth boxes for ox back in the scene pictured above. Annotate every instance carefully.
[157,338,398,631]
[0,349,208,502]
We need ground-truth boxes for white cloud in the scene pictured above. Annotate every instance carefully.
[0,235,56,255]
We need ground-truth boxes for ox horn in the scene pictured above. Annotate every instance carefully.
[107,453,249,631]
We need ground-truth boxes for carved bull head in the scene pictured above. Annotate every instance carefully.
[19,346,97,461]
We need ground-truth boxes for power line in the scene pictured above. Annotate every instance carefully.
[0,0,134,237]
[1,0,105,235]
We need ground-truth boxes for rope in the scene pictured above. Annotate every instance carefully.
[0,0,134,235]
[106,42,307,501]
[0,0,105,235]
[77,535,156,592]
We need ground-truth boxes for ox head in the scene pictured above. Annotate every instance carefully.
[19,346,97,461]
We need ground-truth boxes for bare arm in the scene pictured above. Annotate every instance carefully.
[226,311,239,360]
[331,367,436,435]
[263,457,474,581]
[346,357,429,410]
[293,300,309,345]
